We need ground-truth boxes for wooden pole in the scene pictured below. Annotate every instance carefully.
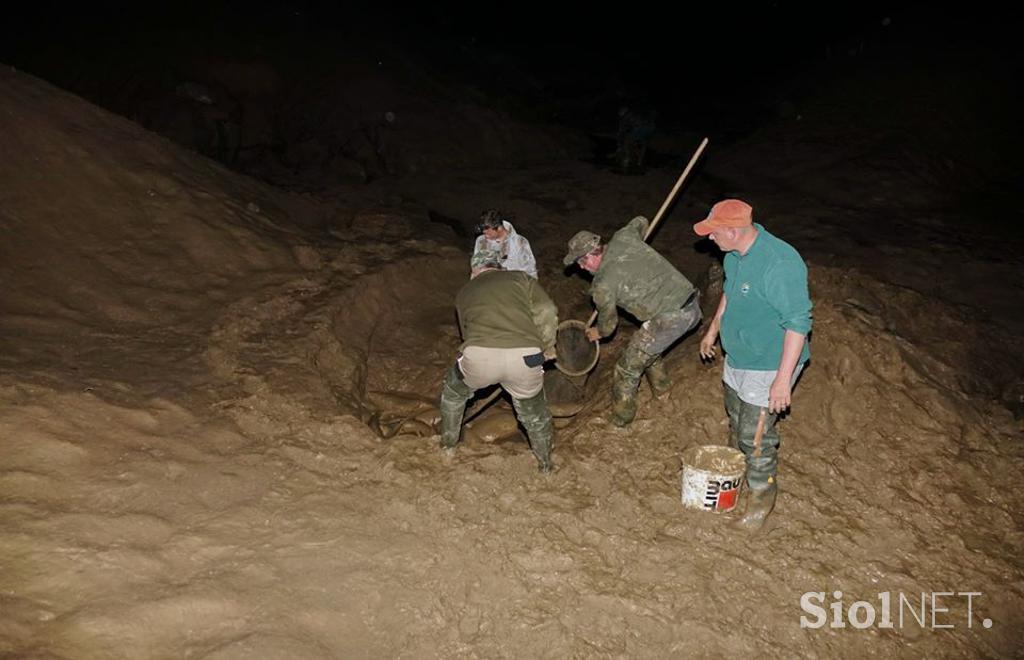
[752,408,767,458]
[585,136,709,328]
[643,137,709,242]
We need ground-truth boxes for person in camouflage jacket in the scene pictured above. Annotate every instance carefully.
[564,216,701,426]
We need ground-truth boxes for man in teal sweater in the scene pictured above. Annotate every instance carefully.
[694,199,812,531]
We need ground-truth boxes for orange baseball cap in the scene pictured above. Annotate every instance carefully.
[693,199,753,236]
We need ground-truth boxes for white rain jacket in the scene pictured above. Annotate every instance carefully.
[472,220,537,279]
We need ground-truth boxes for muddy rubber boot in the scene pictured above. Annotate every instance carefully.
[611,344,654,427]
[726,386,781,531]
[610,347,645,427]
[610,388,637,428]
[512,389,554,472]
[723,384,743,449]
[729,389,781,490]
[439,364,474,449]
[645,356,672,398]
[611,369,639,428]
[734,483,778,532]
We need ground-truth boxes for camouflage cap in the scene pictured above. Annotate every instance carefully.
[470,248,503,270]
[563,231,601,266]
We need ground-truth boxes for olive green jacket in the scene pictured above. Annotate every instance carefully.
[456,270,558,350]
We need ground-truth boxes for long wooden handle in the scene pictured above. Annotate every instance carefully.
[643,136,709,242]
[752,408,767,458]
[585,137,709,329]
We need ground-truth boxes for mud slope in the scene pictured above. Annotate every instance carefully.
[0,67,308,329]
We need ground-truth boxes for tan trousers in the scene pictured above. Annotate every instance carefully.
[458,346,544,399]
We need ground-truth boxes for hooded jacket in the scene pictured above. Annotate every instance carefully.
[472,221,537,279]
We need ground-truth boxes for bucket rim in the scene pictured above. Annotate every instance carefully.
[554,319,600,376]
[680,464,746,480]
[680,445,747,477]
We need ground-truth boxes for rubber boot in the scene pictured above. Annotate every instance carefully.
[645,356,672,398]
[723,384,743,449]
[738,402,780,492]
[734,483,778,532]
[724,384,781,530]
[512,389,554,472]
[439,364,474,449]
[611,345,645,427]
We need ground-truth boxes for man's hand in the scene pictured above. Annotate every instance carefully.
[543,346,557,362]
[768,376,792,414]
[699,329,718,360]
[585,327,601,342]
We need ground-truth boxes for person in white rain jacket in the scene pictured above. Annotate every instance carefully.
[472,209,537,279]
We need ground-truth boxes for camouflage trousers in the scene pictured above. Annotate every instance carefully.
[613,298,702,420]
[439,364,553,471]
[633,298,702,355]
[723,383,780,491]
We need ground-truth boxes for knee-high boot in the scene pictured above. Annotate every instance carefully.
[645,356,672,398]
[612,344,655,427]
[726,387,780,531]
[439,364,474,448]
[512,389,554,472]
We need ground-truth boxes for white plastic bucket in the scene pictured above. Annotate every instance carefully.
[680,445,747,512]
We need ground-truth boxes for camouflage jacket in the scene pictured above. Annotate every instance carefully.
[591,216,695,337]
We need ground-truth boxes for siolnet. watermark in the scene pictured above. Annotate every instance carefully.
[800,591,992,630]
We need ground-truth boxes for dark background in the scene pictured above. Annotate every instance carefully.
[6,2,1011,132]
[2,2,1020,204]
